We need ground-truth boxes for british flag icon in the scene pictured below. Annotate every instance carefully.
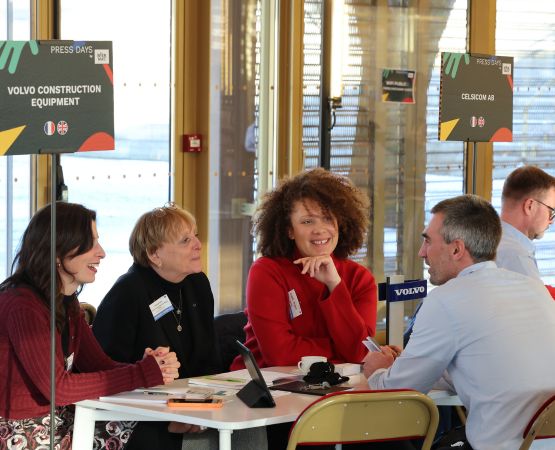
[57,121,69,135]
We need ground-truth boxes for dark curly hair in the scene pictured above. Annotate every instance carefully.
[254,168,370,258]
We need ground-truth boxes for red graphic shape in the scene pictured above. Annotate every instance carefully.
[506,75,513,91]
[489,127,512,142]
[103,64,113,85]
[78,132,115,151]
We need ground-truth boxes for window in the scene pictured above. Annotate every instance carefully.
[493,0,555,284]
[208,0,261,312]
[0,0,31,279]
[301,0,467,323]
[59,0,171,305]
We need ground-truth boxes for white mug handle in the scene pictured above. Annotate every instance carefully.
[297,361,303,370]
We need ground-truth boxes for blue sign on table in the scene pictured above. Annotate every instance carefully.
[379,279,428,302]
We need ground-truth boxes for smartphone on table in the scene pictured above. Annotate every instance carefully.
[167,398,223,409]
[362,336,382,352]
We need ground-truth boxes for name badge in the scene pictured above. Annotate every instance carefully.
[65,352,74,372]
[149,294,174,321]
[288,289,302,319]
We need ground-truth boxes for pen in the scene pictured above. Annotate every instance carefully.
[205,376,244,383]
[144,391,170,396]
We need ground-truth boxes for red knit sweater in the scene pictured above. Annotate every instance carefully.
[231,254,377,369]
[0,287,163,419]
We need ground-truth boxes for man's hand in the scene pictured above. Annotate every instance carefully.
[362,345,400,378]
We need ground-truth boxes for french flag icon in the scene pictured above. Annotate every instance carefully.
[44,121,56,136]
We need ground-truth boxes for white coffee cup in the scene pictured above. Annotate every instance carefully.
[297,356,327,374]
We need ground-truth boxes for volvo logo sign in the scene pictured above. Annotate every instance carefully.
[393,286,426,296]
[379,279,428,302]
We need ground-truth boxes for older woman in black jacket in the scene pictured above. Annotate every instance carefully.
[93,203,265,450]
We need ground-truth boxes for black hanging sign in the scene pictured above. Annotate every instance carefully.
[439,52,513,142]
[0,40,114,155]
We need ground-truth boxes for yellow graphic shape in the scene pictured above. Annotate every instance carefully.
[0,125,26,155]
[440,119,459,141]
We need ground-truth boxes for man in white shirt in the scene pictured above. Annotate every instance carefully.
[363,194,555,450]
[497,165,555,279]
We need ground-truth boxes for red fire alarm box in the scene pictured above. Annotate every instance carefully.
[183,134,202,152]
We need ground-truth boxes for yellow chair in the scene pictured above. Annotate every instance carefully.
[520,395,555,450]
[286,390,439,450]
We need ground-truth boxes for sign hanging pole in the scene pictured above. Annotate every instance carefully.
[471,141,477,195]
[49,153,57,450]
[42,147,74,450]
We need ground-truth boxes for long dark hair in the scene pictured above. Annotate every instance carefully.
[0,202,97,331]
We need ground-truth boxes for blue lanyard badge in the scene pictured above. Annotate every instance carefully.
[149,294,174,321]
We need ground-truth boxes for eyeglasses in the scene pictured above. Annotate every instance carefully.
[533,199,555,221]
[152,201,178,217]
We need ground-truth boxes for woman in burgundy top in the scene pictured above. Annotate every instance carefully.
[231,168,378,371]
[0,202,179,449]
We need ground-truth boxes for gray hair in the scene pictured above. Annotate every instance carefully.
[431,194,501,262]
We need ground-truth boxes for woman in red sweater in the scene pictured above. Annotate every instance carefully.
[0,202,180,449]
[231,168,377,370]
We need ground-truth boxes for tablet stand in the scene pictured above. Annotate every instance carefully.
[237,380,275,408]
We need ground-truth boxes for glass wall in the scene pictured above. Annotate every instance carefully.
[302,0,323,170]
[59,0,171,306]
[301,0,467,323]
[493,0,555,285]
[209,0,260,313]
[0,0,31,279]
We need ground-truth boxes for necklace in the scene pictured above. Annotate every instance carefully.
[169,290,183,332]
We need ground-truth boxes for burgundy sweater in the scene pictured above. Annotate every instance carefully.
[0,287,163,419]
[231,254,377,370]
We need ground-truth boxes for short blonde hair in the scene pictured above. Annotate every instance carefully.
[129,204,196,267]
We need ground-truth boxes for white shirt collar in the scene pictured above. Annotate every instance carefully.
[457,260,497,278]
[501,220,535,254]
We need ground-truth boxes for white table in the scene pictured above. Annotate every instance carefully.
[73,370,460,450]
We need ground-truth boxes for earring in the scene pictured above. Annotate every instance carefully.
[56,262,61,268]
